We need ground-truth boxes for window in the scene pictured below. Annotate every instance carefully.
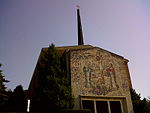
[110,101,122,113]
[81,98,125,113]
[96,101,109,113]
[82,100,95,113]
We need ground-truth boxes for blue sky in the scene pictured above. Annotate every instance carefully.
[0,0,150,98]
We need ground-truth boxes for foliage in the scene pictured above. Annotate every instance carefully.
[0,63,9,93]
[130,88,150,113]
[0,63,10,111]
[0,85,26,112]
[12,85,26,111]
[5,85,26,112]
[34,44,74,111]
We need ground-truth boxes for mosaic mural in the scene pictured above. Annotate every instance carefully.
[70,48,130,96]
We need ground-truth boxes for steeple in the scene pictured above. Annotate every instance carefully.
[77,6,84,45]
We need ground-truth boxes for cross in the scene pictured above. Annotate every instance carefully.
[76,5,80,9]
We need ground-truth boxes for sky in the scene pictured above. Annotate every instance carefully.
[0,0,150,98]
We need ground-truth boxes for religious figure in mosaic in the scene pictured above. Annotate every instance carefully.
[106,63,119,89]
[83,66,92,88]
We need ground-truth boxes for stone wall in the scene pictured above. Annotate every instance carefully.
[69,47,133,113]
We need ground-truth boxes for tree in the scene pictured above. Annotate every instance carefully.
[0,63,10,111]
[34,44,74,111]
[0,63,8,93]
[130,88,150,113]
[7,85,26,111]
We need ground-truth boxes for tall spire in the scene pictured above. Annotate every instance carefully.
[77,5,84,45]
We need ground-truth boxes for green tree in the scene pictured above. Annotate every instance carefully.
[0,64,5,93]
[0,63,10,111]
[7,85,26,111]
[130,88,150,113]
[13,85,26,111]
[35,44,74,111]
[0,64,9,93]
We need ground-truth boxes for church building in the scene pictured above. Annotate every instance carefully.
[28,8,134,113]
